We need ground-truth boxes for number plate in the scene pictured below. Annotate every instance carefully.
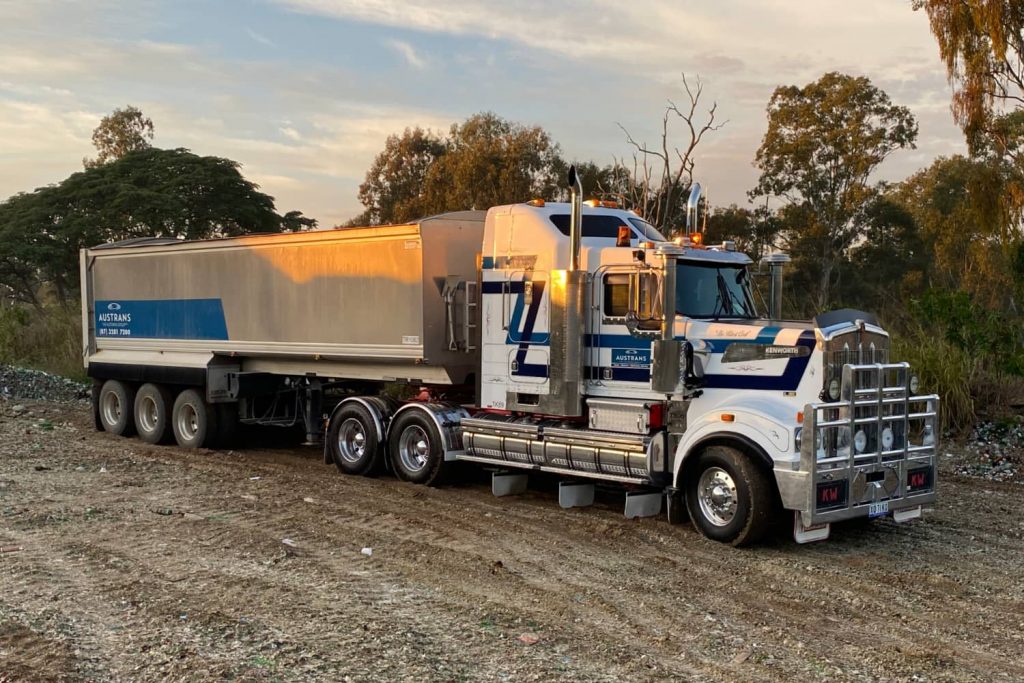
[868,501,889,518]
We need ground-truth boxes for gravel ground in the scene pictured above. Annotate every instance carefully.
[2,399,1023,682]
[0,365,88,404]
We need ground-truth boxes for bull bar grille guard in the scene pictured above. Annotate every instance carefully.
[800,362,939,524]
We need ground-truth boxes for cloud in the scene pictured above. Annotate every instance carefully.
[246,27,277,48]
[385,39,427,70]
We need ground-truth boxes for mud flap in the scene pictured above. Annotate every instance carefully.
[793,512,830,544]
[893,506,922,523]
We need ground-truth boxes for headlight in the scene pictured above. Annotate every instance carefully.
[909,374,920,394]
[881,427,894,450]
[827,378,841,401]
[854,429,867,453]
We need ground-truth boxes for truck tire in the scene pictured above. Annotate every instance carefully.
[684,445,774,546]
[171,388,219,449]
[134,383,174,444]
[388,409,448,485]
[98,380,136,436]
[328,403,384,476]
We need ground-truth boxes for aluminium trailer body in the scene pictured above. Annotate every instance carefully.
[81,212,485,444]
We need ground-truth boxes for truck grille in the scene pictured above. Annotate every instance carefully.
[824,330,889,386]
[800,362,939,523]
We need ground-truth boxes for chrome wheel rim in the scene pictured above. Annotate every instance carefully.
[176,402,200,441]
[138,395,159,433]
[398,425,430,473]
[101,391,122,427]
[698,467,738,527]
[337,418,367,464]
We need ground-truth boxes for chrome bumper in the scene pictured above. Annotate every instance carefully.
[790,363,939,527]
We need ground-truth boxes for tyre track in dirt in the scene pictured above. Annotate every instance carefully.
[2,401,1024,682]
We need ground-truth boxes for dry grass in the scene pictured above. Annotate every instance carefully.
[0,303,85,381]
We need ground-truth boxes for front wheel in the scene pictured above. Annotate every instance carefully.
[387,410,448,485]
[685,446,775,546]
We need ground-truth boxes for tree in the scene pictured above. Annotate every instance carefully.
[894,154,1015,309]
[751,72,918,310]
[0,148,315,306]
[914,0,1024,152]
[353,113,563,225]
[614,74,724,234]
[84,105,155,168]
[705,203,781,259]
[355,127,445,225]
[424,112,562,215]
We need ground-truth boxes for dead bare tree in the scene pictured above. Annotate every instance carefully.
[610,74,725,235]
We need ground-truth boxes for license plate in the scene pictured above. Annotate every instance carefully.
[868,501,889,518]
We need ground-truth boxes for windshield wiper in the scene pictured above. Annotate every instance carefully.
[716,270,754,319]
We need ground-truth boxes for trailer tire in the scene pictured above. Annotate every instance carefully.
[171,388,219,449]
[134,383,174,444]
[685,445,774,546]
[388,410,447,485]
[328,404,384,476]
[98,380,136,436]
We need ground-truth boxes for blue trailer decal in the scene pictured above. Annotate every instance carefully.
[95,299,228,340]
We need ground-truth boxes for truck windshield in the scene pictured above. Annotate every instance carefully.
[677,262,757,319]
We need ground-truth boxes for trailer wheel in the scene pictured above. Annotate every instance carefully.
[685,445,774,546]
[98,380,136,436]
[388,410,447,485]
[328,403,384,476]
[171,388,219,449]
[134,383,174,444]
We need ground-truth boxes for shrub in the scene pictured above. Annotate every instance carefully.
[0,303,85,381]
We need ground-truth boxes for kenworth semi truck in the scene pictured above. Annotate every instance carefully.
[80,169,939,545]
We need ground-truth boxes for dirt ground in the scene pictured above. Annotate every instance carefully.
[1,401,1023,683]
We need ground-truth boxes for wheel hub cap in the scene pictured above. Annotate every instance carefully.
[398,426,430,473]
[337,418,367,463]
[698,467,738,527]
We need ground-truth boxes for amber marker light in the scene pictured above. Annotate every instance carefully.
[721,413,735,422]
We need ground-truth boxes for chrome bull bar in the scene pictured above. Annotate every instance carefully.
[799,362,939,525]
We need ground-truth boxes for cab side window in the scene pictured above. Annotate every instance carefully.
[602,273,660,328]
[603,274,630,317]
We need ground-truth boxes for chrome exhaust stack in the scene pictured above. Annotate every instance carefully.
[685,182,702,233]
[509,165,585,417]
[762,252,791,320]
[568,164,583,272]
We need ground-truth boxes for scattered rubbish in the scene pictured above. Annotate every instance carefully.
[99,466,108,473]
[360,547,373,557]
[249,476,261,481]
[281,538,297,548]
[0,545,24,554]
[518,633,540,645]
[33,465,51,472]
[302,497,315,504]
[153,508,174,516]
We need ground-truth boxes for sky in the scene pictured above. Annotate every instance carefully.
[0,0,966,228]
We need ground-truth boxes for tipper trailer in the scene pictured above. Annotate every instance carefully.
[81,169,939,545]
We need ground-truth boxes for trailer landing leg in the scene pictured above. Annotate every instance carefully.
[558,482,595,509]
[491,471,528,497]
[624,491,662,519]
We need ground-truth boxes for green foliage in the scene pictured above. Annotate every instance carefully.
[752,72,918,310]
[915,0,1024,153]
[0,147,315,305]
[84,105,154,168]
[0,304,84,380]
[355,113,562,225]
[892,332,975,434]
